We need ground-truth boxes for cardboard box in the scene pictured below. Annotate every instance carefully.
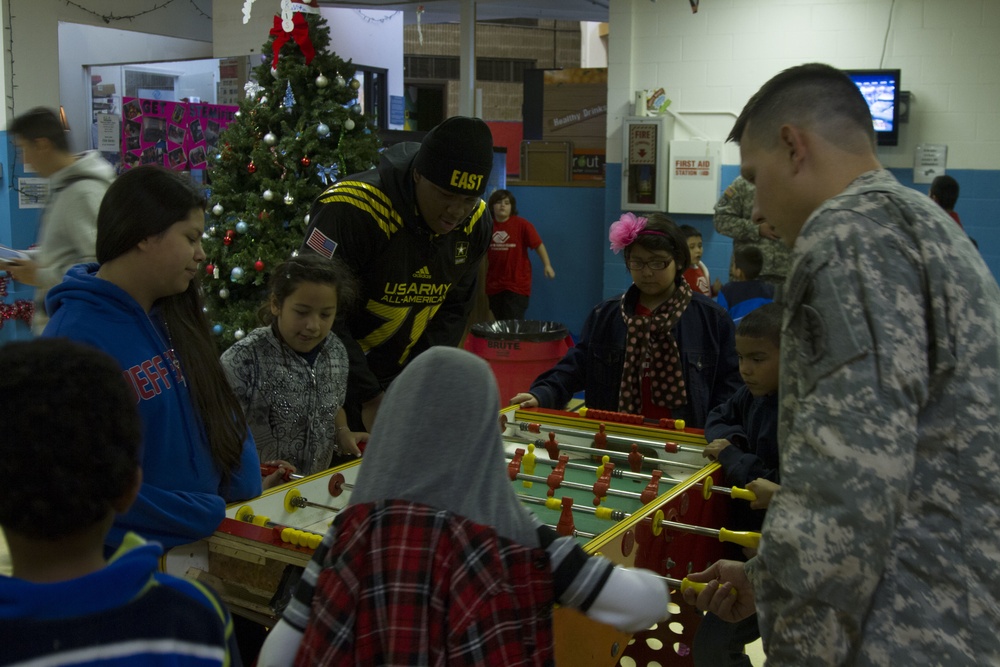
[92,83,116,97]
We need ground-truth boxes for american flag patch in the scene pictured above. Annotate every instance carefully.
[306,228,338,258]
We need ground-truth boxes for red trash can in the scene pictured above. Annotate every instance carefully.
[464,320,574,405]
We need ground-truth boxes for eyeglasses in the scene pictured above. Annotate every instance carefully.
[626,258,673,271]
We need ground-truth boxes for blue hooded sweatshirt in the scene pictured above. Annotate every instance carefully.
[44,264,262,549]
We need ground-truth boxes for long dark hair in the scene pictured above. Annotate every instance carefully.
[97,166,246,483]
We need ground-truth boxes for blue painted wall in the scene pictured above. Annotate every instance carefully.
[507,183,605,335]
[0,131,37,345]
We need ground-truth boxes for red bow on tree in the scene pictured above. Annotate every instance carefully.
[270,13,315,69]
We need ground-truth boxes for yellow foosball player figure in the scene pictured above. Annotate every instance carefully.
[258,347,673,667]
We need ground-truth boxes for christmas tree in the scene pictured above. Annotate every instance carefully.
[203,7,381,348]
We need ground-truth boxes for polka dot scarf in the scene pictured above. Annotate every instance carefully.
[618,282,692,415]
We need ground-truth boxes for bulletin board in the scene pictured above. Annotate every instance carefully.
[121,97,239,171]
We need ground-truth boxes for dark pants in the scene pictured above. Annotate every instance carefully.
[692,612,761,667]
[488,291,530,321]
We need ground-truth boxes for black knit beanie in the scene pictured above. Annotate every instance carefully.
[412,116,494,197]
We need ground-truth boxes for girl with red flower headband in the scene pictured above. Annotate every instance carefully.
[510,212,741,427]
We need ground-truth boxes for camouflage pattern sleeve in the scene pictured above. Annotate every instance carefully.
[713,176,759,241]
[753,170,1000,665]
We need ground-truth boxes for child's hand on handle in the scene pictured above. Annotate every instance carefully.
[746,478,780,510]
[509,392,539,409]
[681,559,757,623]
[337,428,369,457]
[703,438,732,462]
[261,459,297,489]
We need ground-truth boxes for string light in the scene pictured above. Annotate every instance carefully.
[353,9,399,24]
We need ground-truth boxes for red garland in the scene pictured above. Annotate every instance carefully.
[0,300,34,330]
[270,13,315,69]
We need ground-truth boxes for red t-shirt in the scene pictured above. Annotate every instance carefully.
[486,215,542,296]
[682,264,711,297]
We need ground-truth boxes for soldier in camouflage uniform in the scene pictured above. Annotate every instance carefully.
[714,175,792,286]
[683,63,1000,666]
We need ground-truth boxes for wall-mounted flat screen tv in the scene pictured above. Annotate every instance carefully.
[845,69,901,146]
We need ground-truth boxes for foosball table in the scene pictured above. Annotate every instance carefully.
[165,405,757,666]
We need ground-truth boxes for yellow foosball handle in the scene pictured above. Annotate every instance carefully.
[718,527,761,550]
[679,578,738,598]
[730,487,757,502]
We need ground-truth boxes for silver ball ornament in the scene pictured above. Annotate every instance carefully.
[263,132,277,146]
[344,119,355,131]
[235,220,249,234]
[317,123,330,138]
[316,74,329,88]
[335,75,346,87]
[212,203,224,216]
[234,110,242,118]
[234,329,246,340]
[219,288,230,299]
[263,189,275,201]
[304,213,311,225]
[351,103,362,114]
[230,266,245,281]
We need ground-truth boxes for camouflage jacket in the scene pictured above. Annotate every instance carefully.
[713,175,792,282]
[745,169,1000,665]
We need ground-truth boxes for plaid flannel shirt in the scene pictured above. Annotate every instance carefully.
[289,500,556,667]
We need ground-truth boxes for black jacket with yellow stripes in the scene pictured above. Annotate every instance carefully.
[301,142,491,402]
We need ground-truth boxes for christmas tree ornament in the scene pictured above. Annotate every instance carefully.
[304,214,310,225]
[301,156,311,167]
[254,260,265,271]
[316,73,329,88]
[244,80,264,98]
[205,263,215,275]
[208,225,217,236]
[259,211,270,221]
[263,132,277,146]
[335,74,346,87]
[350,78,361,90]
[219,288,230,299]
[263,189,275,201]
[316,163,340,185]
[234,329,246,340]
[344,119,355,131]
[231,267,245,281]
[317,122,330,137]
[282,82,296,113]
[271,66,279,78]
[259,96,268,105]
[213,266,220,279]
[234,111,242,118]
[283,192,295,205]
[212,203,224,216]
[351,103,362,114]
[248,161,257,173]
[235,220,249,234]
[213,324,224,335]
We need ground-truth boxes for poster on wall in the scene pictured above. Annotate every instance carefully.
[121,97,238,171]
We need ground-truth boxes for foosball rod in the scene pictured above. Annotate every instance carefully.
[518,493,630,522]
[233,505,323,549]
[509,435,704,472]
[656,575,738,598]
[651,510,760,550]
[513,471,645,502]
[512,421,703,456]
[260,464,304,482]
